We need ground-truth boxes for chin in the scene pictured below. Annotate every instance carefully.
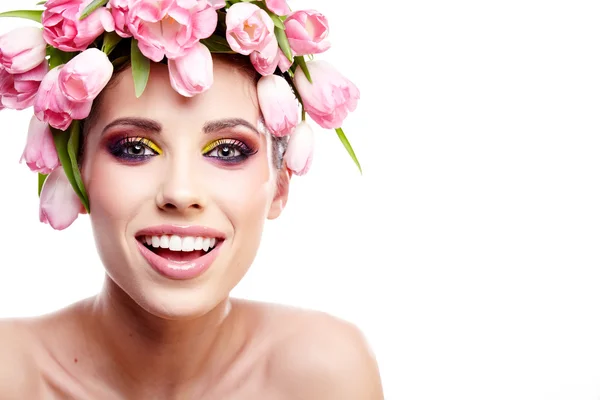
[127,282,230,321]
[136,288,229,320]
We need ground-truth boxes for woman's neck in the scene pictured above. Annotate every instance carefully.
[82,276,247,398]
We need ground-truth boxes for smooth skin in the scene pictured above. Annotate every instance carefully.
[0,58,384,399]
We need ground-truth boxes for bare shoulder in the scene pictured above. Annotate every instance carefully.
[257,304,384,400]
[0,320,43,398]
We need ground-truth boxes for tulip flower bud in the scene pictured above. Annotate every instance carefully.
[294,61,360,130]
[257,74,299,137]
[168,42,214,97]
[59,48,114,103]
[284,10,331,56]
[0,27,47,74]
[39,166,82,230]
[21,115,60,175]
[284,122,315,176]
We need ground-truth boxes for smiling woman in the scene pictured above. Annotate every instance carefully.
[0,0,382,399]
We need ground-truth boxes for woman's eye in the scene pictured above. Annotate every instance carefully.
[208,145,242,159]
[124,143,156,157]
[203,139,257,163]
[108,137,161,162]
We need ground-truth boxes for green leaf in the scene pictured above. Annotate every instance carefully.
[0,10,43,23]
[201,35,235,54]
[275,27,293,63]
[51,124,90,212]
[101,32,122,56]
[46,46,73,70]
[36,1,47,5]
[131,39,150,98]
[79,0,108,20]
[67,121,88,211]
[38,173,48,196]
[270,14,285,30]
[335,128,362,174]
[294,56,312,84]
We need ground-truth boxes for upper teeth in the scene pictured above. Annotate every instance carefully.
[144,235,217,252]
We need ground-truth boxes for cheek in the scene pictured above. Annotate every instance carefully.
[205,157,274,233]
[85,154,158,230]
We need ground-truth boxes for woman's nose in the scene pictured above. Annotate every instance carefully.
[155,156,206,213]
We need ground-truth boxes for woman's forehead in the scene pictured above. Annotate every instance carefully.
[98,60,260,126]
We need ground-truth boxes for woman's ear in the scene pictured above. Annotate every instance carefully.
[268,167,292,220]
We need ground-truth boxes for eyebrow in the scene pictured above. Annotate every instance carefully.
[102,117,162,135]
[101,117,260,136]
[203,118,261,136]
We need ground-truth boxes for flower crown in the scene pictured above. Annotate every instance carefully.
[0,0,361,230]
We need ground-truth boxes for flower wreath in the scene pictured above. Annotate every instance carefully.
[0,0,361,230]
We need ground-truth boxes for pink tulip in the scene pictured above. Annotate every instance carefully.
[226,3,275,56]
[257,74,298,137]
[42,0,115,52]
[277,49,293,73]
[0,62,48,110]
[284,122,314,176]
[21,115,60,175]
[128,0,218,62]
[39,166,81,230]
[250,37,279,76]
[59,49,114,103]
[264,0,290,16]
[34,66,93,131]
[168,42,213,97]
[109,0,133,38]
[294,61,360,130]
[0,27,47,74]
[284,10,331,56]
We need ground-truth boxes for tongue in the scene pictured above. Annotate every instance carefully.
[154,248,204,262]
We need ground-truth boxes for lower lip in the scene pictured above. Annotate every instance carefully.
[136,240,222,280]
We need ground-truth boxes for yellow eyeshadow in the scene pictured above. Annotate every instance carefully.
[140,138,163,155]
[202,141,218,154]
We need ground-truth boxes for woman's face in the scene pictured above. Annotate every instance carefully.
[81,59,289,318]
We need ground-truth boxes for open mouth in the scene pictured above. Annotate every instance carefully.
[137,234,221,262]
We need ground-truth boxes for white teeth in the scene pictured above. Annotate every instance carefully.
[181,237,195,252]
[169,235,182,251]
[145,234,219,252]
[160,235,170,248]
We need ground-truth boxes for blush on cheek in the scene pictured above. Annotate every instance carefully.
[87,155,159,222]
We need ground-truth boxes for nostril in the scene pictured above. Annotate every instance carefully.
[164,203,177,210]
[161,202,202,210]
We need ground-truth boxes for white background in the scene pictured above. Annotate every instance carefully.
[2,0,600,399]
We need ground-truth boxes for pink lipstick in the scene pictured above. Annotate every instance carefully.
[135,225,225,280]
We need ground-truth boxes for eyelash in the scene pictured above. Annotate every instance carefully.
[203,139,257,163]
[108,136,161,162]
